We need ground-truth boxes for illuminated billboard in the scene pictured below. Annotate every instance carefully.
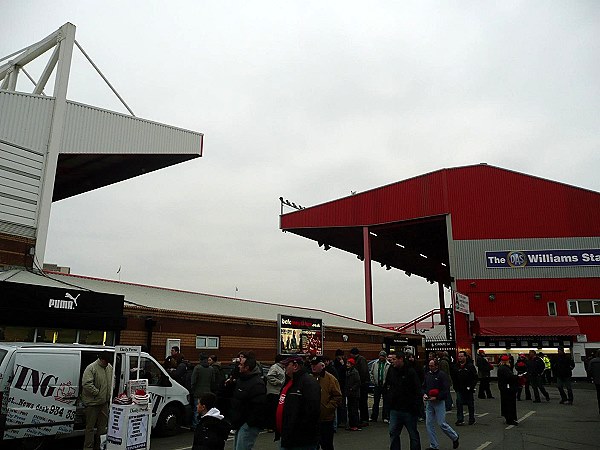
[278,314,323,356]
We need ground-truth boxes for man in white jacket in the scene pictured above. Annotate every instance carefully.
[266,354,286,431]
[370,350,390,423]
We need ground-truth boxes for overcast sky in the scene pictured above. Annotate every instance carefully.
[3,1,599,324]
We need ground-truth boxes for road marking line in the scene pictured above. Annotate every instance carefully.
[476,412,489,417]
[518,410,536,422]
[475,442,492,450]
[170,447,191,450]
[506,410,536,429]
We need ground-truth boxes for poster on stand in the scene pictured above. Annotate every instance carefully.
[127,411,149,450]
[278,314,323,356]
[107,405,125,445]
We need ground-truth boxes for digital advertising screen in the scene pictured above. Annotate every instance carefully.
[278,314,323,356]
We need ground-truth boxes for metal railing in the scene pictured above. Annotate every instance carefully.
[393,308,445,334]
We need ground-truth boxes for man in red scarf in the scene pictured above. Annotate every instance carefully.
[275,355,321,450]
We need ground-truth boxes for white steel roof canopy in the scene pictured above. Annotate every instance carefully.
[0,22,203,264]
[0,269,392,333]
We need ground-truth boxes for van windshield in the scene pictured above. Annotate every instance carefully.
[130,356,163,386]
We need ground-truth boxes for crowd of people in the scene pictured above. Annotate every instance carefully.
[155,345,600,450]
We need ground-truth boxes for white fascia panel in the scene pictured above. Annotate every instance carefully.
[0,91,54,153]
[0,140,44,230]
[62,101,203,156]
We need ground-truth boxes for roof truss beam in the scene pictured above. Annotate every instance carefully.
[0,28,61,82]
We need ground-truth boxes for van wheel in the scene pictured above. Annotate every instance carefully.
[157,404,181,436]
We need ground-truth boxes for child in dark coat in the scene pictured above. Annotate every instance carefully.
[192,392,231,450]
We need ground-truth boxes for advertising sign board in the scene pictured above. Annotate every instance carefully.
[454,292,470,315]
[486,249,600,268]
[0,281,124,330]
[278,314,323,356]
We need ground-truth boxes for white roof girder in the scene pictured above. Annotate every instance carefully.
[0,26,62,84]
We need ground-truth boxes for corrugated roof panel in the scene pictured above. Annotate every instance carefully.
[0,91,54,152]
[281,170,450,229]
[282,165,600,241]
[62,100,203,155]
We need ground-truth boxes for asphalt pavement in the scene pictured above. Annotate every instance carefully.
[46,382,600,449]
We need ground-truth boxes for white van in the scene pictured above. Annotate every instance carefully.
[0,343,191,449]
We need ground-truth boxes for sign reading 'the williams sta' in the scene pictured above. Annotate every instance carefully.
[486,249,600,268]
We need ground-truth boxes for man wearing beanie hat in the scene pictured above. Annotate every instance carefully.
[370,350,390,423]
[349,347,370,426]
[497,355,519,426]
[345,358,361,430]
[275,355,320,449]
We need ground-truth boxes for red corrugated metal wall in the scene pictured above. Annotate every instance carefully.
[447,166,600,239]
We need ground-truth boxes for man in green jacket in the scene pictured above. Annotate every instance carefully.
[191,353,214,430]
[82,350,113,450]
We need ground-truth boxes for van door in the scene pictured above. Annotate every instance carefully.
[3,349,79,440]
[127,354,168,427]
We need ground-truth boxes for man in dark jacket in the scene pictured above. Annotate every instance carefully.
[437,352,454,412]
[407,352,426,420]
[476,350,494,399]
[275,355,321,450]
[384,351,421,450]
[497,355,518,426]
[589,349,600,414]
[451,351,478,426]
[515,354,531,401]
[333,349,347,427]
[229,352,266,450]
[208,355,226,394]
[345,358,362,430]
[350,347,370,425]
[423,359,460,450]
[553,348,575,405]
[528,350,550,403]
